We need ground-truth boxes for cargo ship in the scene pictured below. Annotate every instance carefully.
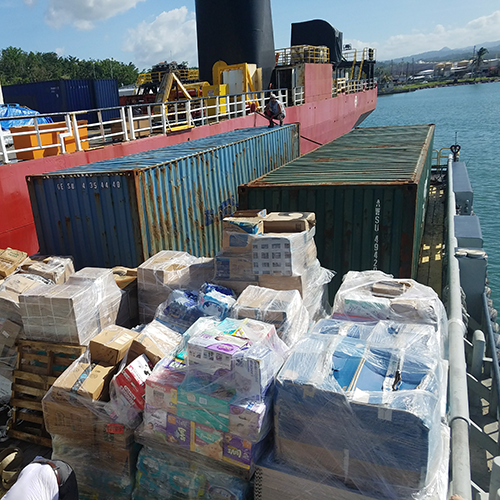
[0,2,497,500]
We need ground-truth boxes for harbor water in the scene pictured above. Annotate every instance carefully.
[362,80,500,308]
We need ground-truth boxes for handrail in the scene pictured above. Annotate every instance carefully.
[0,79,377,164]
[483,291,500,417]
[447,153,473,500]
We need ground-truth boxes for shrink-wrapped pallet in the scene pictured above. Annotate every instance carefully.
[20,268,122,345]
[231,285,310,347]
[133,445,252,500]
[43,321,185,499]
[273,317,448,500]
[138,251,214,323]
[138,316,285,472]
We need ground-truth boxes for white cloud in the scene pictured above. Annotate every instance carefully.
[45,0,145,30]
[23,0,36,6]
[123,7,197,69]
[55,47,65,57]
[346,10,500,61]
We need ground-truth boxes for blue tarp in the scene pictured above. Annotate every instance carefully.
[0,104,53,130]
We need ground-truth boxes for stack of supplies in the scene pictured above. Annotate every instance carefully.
[215,212,333,320]
[138,316,288,482]
[271,315,448,500]
[0,319,22,379]
[231,285,309,347]
[43,322,184,500]
[19,255,75,284]
[0,248,28,278]
[20,267,122,345]
[138,251,214,323]
[0,273,50,325]
[154,283,236,333]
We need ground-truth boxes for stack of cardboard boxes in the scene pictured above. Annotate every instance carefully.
[43,323,182,500]
[215,211,332,319]
[138,251,214,323]
[20,268,122,345]
[134,316,288,499]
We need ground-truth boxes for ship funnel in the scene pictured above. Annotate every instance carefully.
[195,0,275,87]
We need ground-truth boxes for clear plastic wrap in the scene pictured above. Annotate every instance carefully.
[273,324,448,500]
[0,273,51,326]
[154,289,204,333]
[138,251,214,323]
[19,255,75,284]
[137,316,285,472]
[43,322,185,499]
[132,445,252,500]
[231,285,310,347]
[0,318,23,381]
[333,271,447,336]
[20,268,122,345]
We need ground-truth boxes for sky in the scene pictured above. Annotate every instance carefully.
[1,0,499,70]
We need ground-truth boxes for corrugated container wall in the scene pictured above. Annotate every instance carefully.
[3,79,119,122]
[27,125,299,269]
[238,125,434,297]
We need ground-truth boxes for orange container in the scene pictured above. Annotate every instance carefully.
[10,121,89,160]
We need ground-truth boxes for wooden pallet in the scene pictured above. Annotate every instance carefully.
[9,340,85,447]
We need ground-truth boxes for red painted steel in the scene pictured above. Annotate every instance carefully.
[0,83,377,254]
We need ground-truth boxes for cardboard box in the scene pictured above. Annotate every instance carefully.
[229,399,269,440]
[166,414,192,449]
[144,405,168,438]
[258,274,305,297]
[215,256,255,281]
[0,248,28,278]
[89,325,138,365]
[21,256,75,284]
[51,361,91,401]
[222,217,263,235]
[192,422,223,460]
[94,421,135,448]
[43,400,96,438]
[130,330,174,366]
[115,354,154,410]
[112,267,138,290]
[0,319,22,348]
[145,357,186,412]
[137,251,189,288]
[78,363,117,400]
[95,441,140,476]
[222,433,264,469]
[263,212,316,233]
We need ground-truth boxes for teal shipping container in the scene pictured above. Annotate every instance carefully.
[238,125,434,296]
[27,125,299,269]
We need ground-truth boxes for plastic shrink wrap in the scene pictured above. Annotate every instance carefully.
[19,256,75,284]
[231,285,310,347]
[43,322,185,499]
[333,271,447,349]
[20,268,122,345]
[0,273,51,326]
[138,251,214,323]
[138,316,287,476]
[132,445,252,500]
[215,224,334,321]
[273,317,448,500]
[154,283,236,334]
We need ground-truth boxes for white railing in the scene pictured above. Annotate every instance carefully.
[0,80,375,164]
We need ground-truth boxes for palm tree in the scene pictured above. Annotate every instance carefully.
[473,47,488,80]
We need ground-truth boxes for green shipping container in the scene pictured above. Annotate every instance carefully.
[238,125,434,296]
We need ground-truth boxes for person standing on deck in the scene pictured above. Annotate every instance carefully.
[264,93,286,128]
[3,457,78,500]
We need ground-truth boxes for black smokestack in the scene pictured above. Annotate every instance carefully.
[195,0,275,87]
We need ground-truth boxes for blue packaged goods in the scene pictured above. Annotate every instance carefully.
[0,103,53,130]
[134,446,251,499]
[274,329,447,499]
[155,289,204,333]
[198,282,236,320]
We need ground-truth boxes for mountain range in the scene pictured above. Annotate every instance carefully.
[382,41,500,63]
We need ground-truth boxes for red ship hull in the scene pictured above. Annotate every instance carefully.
[0,79,376,255]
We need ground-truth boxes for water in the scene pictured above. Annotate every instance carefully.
[362,81,500,307]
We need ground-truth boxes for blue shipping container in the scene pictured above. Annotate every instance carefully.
[27,125,300,269]
[3,79,119,122]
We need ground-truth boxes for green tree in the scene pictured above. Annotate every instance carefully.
[473,47,488,80]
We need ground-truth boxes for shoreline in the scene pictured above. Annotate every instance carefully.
[378,77,500,96]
